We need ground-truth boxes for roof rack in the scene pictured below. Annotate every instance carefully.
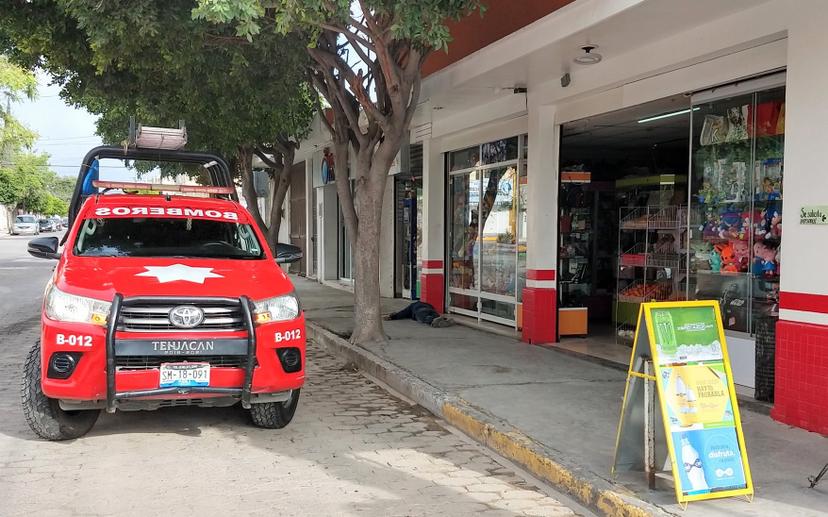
[92,180,236,195]
[65,146,236,241]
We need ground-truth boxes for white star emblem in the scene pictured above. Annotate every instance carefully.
[135,264,223,284]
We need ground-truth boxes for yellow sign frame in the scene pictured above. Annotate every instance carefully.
[614,300,754,505]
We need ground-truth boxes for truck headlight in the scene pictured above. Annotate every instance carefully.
[45,284,110,326]
[252,292,300,324]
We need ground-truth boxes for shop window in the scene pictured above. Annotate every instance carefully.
[449,146,480,172]
[481,137,519,165]
[446,135,528,326]
[688,86,784,334]
[480,166,518,297]
[517,137,528,302]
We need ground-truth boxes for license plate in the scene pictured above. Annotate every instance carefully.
[159,363,210,388]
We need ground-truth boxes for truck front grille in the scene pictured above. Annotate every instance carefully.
[115,355,247,370]
[118,299,245,333]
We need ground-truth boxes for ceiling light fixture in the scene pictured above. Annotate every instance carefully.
[637,107,700,124]
[573,45,602,65]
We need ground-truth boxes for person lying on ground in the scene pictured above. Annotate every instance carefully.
[383,301,455,328]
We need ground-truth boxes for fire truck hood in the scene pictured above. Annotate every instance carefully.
[56,256,292,302]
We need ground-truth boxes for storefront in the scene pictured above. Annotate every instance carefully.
[555,73,786,390]
[445,135,528,327]
[293,0,828,435]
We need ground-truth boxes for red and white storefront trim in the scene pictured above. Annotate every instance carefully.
[772,291,828,435]
[419,259,445,314]
[521,269,556,345]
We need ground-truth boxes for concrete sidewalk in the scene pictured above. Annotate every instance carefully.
[294,277,828,517]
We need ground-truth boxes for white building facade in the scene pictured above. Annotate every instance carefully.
[292,0,828,435]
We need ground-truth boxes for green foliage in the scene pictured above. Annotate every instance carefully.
[43,192,68,215]
[0,56,37,151]
[0,1,314,168]
[0,55,36,102]
[0,152,54,212]
[45,174,74,203]
[194,0,484,52]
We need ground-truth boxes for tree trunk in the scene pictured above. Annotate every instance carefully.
[266,160,292,252]
[237,146,267,233]
[348,136,402,344]
[350,208,384,343]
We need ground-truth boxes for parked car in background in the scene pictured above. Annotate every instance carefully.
[38,219,56,232]
[12,215,40,235]
[61,217,69,228]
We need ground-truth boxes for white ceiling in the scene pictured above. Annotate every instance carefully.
[561,94,691,151]
[425,0,772,122]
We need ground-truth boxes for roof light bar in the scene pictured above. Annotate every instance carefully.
[92,180,235,195]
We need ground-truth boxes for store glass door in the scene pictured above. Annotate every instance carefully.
[480,166,517,322]
[337,190,354,282]
[395,177,423,299]
[447,135,525,326]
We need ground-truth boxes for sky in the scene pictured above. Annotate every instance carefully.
[11,72,136,181]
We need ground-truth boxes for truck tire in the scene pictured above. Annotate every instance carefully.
[21,341,99,440]
[249,389,300,429]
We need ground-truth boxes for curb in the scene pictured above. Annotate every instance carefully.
[307,322,673,517]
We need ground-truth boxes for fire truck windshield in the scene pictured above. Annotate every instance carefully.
[73,217,265,259]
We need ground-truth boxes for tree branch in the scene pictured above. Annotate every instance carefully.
[312,55,366,146]
[309,71,336,137]
[308,46,388,130]
[253,147,282,170]
[319,22,376,55]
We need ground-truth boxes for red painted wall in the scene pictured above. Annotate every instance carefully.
[423,0,576,77]
[772,320,828,435]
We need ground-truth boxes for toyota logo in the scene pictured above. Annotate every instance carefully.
[168,305,205,329]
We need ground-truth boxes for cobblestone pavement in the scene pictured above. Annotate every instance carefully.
[0,322,579,516]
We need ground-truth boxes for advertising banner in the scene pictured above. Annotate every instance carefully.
[613,301,753,505]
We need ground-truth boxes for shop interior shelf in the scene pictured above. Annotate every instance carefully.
[617,279,672,303]
[620,205,688,230]
[647,253,687,270]
[619,243,646,266]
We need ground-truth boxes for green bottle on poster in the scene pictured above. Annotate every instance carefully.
[654,310,679,355]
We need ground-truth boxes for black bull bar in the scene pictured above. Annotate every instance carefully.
[104,294,257,413]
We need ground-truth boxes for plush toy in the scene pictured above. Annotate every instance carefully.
[760,177,781,201]
[709,246,722,273]
[770,211,782,239]
[731,240,750,272]
[697,181,716,204]
[716,242,739,272]
[691,241,712,270]
[701,210,720,239]
[755,208,769,241]
[718,211,742,240]
[753,241,779,277]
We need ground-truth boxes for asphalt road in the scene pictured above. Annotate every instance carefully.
[0,235,56,332]
[0,234,584,517]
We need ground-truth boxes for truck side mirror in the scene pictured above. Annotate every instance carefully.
[275,243,303,264]
[28,236,61,260]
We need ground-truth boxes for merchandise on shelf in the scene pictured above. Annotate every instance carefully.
[688,86,785,335]
[616,202,688,343]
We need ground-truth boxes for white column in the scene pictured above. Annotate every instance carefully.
[522,102,560,343]
[525,103,560,273]
[777,1,828,319]
[419,137,446,311]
